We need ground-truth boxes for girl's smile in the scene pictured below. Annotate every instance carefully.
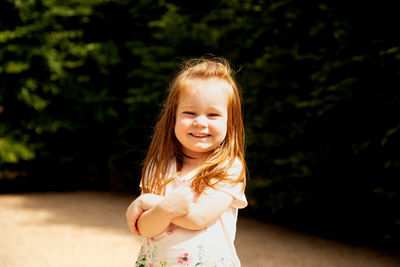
[174,78,229,160]
[190,133,211,140]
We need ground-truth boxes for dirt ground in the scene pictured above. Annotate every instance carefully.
[0,191,399,267]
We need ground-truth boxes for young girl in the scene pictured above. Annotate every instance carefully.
[126,57,247,267]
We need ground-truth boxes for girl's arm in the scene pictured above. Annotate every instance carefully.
[132,188,234,236]
[126,194,164,235]
[171,189,233,230]
[136,186,192,238]
[140,193,164,210]
[171,161,244,230]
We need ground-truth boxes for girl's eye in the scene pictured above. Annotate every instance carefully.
[183,111,195,115]
[208,113,220,117]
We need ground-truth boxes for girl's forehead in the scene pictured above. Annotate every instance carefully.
[179,78,232,98]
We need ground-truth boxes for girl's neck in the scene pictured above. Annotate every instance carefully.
[179,156,203,178]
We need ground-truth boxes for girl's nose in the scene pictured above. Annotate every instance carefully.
[194,115,207,128]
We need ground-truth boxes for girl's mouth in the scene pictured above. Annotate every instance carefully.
[190,133,210,138]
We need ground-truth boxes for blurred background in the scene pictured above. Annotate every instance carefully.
[1,0,399,254]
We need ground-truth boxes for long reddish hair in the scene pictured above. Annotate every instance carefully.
[141,57,246,195]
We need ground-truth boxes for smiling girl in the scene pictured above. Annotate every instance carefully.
[126,57,247,267]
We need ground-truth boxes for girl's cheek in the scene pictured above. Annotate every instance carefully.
[181,118,193,124]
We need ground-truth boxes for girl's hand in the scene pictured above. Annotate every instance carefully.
[158,186,193,218]
[126,194,165,235]
[126,196,144,235]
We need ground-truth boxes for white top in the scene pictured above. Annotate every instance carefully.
[135,159,247,267]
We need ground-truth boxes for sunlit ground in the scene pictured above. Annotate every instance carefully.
[0,191,399,267]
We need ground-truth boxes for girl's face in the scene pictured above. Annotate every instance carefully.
[175,78,229,160]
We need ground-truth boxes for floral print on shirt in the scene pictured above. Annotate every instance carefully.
[134,244,236,267]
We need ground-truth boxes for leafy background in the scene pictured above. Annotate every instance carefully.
[1,0,399,252]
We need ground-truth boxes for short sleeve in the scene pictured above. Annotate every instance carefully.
[206,159,248,209]
[216,181,247,209]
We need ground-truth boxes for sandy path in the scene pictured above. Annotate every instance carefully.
[0,191,399,267]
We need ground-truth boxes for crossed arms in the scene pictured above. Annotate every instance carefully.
[126,186,233,238]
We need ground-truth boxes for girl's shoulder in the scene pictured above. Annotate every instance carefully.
[224,158,244,178]
[207,158,245,187]
[140,159,177,185]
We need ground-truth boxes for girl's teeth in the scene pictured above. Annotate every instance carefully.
[193,133,207,137]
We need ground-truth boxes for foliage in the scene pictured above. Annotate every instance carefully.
[0,0,399,251]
